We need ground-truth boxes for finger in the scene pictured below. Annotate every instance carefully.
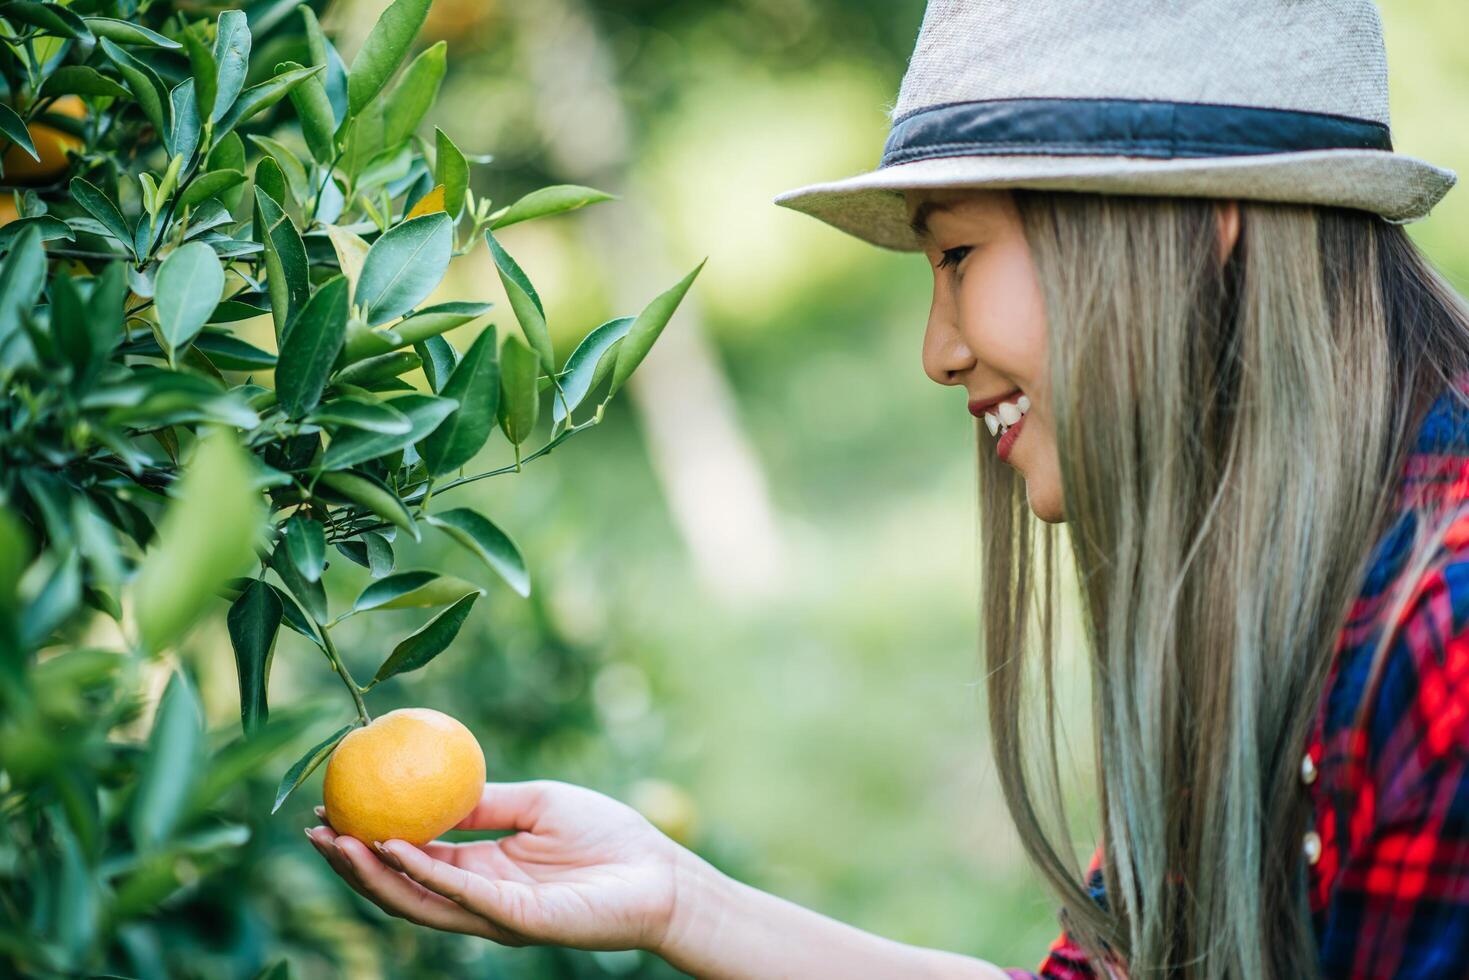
[334,836,521,943]
[454,780,550,832]
[379,839,534,938]
[307,827,376,899]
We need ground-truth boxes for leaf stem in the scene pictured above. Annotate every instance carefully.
[318,625,369,723]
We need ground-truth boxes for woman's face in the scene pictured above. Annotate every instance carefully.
[905,188,1065,523]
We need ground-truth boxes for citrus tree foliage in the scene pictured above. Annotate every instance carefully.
[0,0,701,974]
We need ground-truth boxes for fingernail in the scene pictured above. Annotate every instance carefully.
[376,841,402,868]
[314,805,326,819]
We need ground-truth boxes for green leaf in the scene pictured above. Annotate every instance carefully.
[53,813,99,960]
[208,132,247,209]
[352,570,483,612]
[319,392,455,470]
[0,102,36,162]
[339,97,386,182]
[306,10,349,127]
[609,258,707,397]
[226,581,282,735]
[154,242,225,360]
[154,152,184,213]
[282,59,336,164]
[490,185,616,229]
[179,169,246,209]
[414,335,456,393]
[210,9,250,123]
[100,37,168,135]
[553,315,634,424]
[254,960,292,980]
[85,16,181,48]
[355,212,453,326]
[397,301,491,344]
[335,533,397,577]
[318,469,420,541]
[0,223,44,347]
[50,270,91,378]
[348,0,432,115]
[278,276,349,417]
[419,325,499,475]
[180,19,216,117]
[217,64,323,140]
[38,65,128,100]
[497,332,540,445]
[382,40,446,146]
[342,300,488,365]
[209,298,268,324]
[271,723,355,814]
[168,78,200,164]
[250,133,310,206]
[192,333,276,370]
[0,2,92,40]
[188,709,315,816]
[483,229,553,372]
[70,177,134,257]
[283,515,326,584]
[20,551,80,649]
[306,396,411,434]
[255,155,289,212]
[93,369,259,429]
[130,671,202,851]
[134,430,264,655]
[372,592,478,684]
[434,127,468,219]
[364,533,395,577]
[0,215,72,250]
[254,188,309,341]
[269,538,327,624]
[424,508,530,597]
[269,583,318,644]
[332,349,421,388]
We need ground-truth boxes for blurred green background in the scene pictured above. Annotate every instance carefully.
[86,0,1469,975]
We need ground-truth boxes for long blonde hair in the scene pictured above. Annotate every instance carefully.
[980,189,1469,977]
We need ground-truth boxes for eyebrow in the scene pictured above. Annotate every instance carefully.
[907,200,953,239]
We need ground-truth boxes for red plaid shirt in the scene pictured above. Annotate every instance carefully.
[1007,371,1469,979]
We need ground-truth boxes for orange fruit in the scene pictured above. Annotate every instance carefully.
[322,707,486,846]
[0,195,17,224]
[2,95,85,184]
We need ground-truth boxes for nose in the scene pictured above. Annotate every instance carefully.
[921,281,974,387]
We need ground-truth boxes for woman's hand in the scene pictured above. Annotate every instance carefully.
[305,778,693,953]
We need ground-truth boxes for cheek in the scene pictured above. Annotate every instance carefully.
[955,241,1048,383]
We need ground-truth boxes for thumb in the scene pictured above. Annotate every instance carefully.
[454,779,550,832]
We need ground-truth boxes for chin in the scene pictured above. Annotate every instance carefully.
[1025,483,1066,524]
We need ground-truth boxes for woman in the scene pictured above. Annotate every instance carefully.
[307,1,1469,976]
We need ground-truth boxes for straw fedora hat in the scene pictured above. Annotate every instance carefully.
[773,0,1458,252]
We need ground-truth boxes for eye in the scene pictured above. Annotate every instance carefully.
[936,245,972,271]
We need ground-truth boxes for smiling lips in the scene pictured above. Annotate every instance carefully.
[968,392,1031,438]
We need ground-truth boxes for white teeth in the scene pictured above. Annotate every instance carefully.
[1017,394,1031,413]
[984,412,1000,436]
[997,401,1022,426]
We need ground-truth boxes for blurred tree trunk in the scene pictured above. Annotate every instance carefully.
[507,0,788,604]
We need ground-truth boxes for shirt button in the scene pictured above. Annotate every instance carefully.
[1303,831,1322,865]
[1301,752,1317,785]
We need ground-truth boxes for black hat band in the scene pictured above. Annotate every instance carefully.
[880,96,1394,168]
